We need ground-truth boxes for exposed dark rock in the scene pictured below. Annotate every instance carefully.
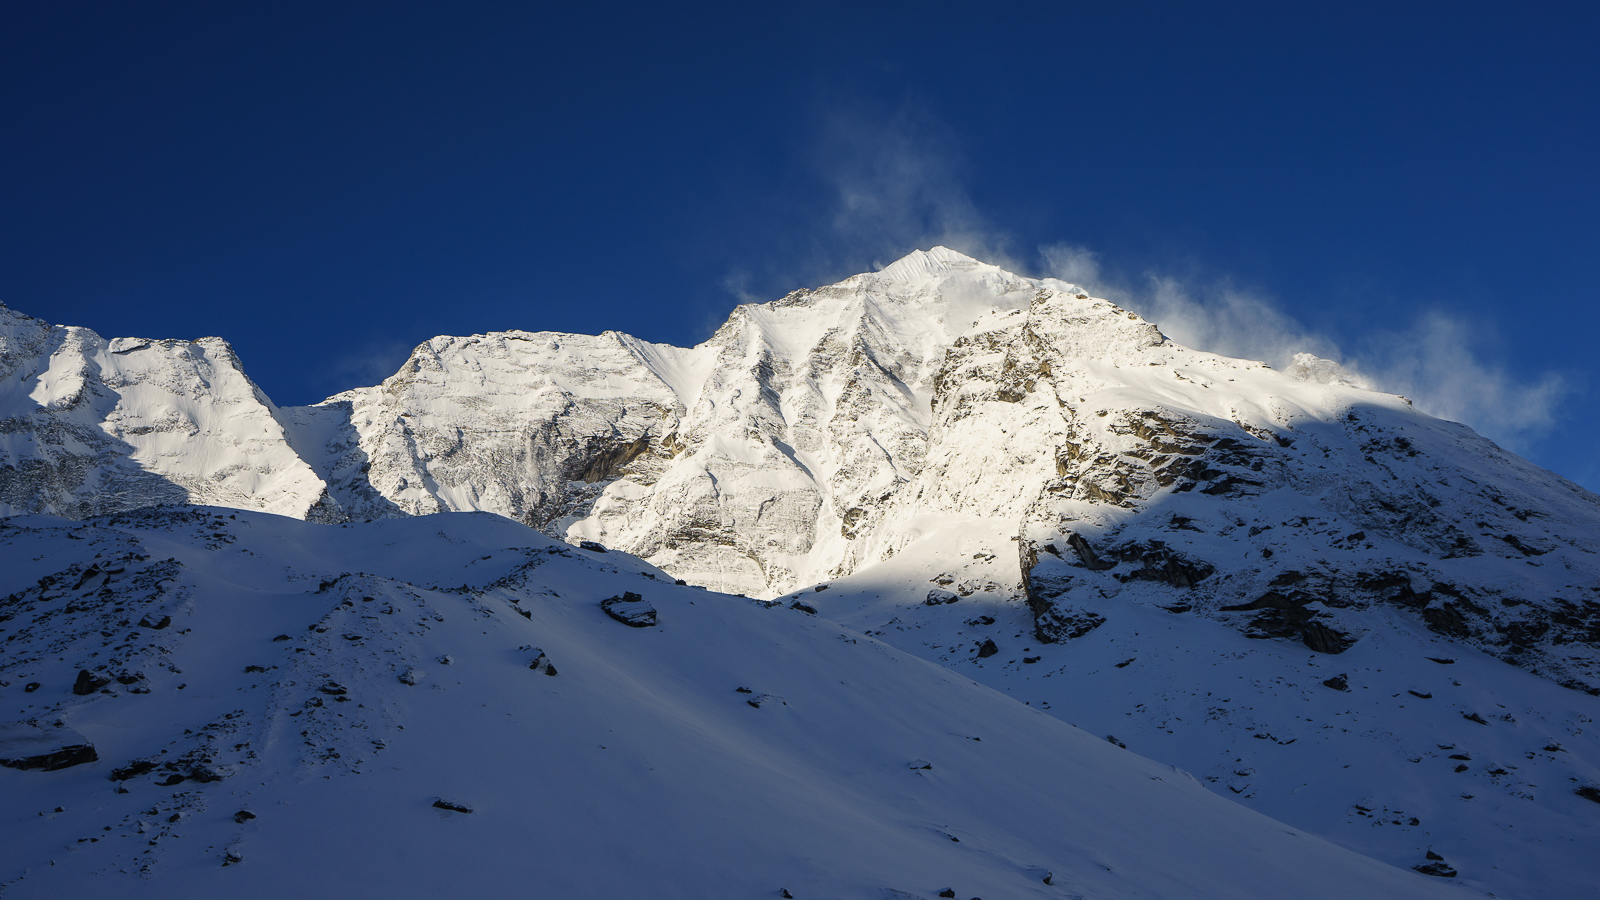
[1423,603,1471,637]
[0,722,99,771]
[432,798,473,813]
[72,669,111,695]
[1462,712,1489,725]
[1106,734,1126,748]
[908,759,932,770]
[317,681,349,695]
[222,849,244,866]
[188,765,225,783]
[529,649,558,676]
[1065,532,1115,570]
[398,667,420,686]
[925,589,959,605]
[1426,657,1456,665]
[272,633,290,641]
[1110,541,1214,587]
[138,614,171,630]
[578,540,607,553]
[111,760,157,780]
[601,592,656,627]
[158,773,185,786]
[1302,621,1355,654]
[976,639,1000,659]
[746,693,784,708]
[1322,675,1349,691]
[1413,857,1458,878]
[23,682,40,693]
[1409,690,1432,699]
[233,810,256,824]
[788,600,818,615]
[1575,785,1600,804]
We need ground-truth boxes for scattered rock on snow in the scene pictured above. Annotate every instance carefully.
[601,592,657,627]
[432,798,473,813]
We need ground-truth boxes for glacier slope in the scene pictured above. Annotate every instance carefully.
[0,509,1477,899]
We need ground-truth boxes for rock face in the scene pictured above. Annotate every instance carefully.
[5,248,1600,691]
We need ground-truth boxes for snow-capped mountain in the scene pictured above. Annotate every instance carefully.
[5,247,1600,896]
[0,509,1474,899]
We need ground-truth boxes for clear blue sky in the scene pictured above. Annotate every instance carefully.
[4,2,1597,486]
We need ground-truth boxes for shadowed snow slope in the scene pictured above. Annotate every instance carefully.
[0,509,1473,899]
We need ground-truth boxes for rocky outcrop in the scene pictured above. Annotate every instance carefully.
[0,722,98,771]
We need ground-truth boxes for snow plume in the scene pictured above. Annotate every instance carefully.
[1040,242,1568,449]
[759,102,1026,286]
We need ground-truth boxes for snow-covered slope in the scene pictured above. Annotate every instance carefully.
[0,508,1476,899]
[0,305,333,522]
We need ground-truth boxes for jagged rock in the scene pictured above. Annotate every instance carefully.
[908,759,933,770]
[788,600,818,615]
[976,639,999,659]
[233,810,256,824]
[925,589,959,605]
[72,669,111,695]
[1322,675,1350,692]
[0,722,99,771]
[432,799,473,813]
[139,615,171,630]
[529,649,558,676]
[398,667,420,686]
[578,540,607,553]
[1066,532,1115,570]
[601,592,656,627]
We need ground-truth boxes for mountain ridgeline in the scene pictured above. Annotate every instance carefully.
[5,248,1597,693]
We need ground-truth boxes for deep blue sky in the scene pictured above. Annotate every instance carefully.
[4,2,1598,486]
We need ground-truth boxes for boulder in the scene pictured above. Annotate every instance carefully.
[601,592,657,627]
[72,669,111,695]
[0,722,99,771]
[925,589,959,605]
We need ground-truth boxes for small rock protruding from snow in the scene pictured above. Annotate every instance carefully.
[925,589,958,606]
[1321,674,1350,692]
[398,667,421,686]
[601,592,657,627]
[432,798,473,813]
[976,639,999,658]
[528,649,557,676]
[908,759,933,770]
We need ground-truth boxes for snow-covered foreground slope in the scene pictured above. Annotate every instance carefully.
[0,509,1474,900]
[800,527,1600,898]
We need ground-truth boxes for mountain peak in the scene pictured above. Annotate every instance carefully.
[873,245,991,284]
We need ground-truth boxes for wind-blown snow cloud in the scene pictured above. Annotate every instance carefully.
[1041,242,1570,450]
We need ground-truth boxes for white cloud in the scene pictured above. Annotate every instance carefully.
[1039,242,1568,450]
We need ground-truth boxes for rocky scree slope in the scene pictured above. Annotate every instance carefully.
[0,508,1477,900]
